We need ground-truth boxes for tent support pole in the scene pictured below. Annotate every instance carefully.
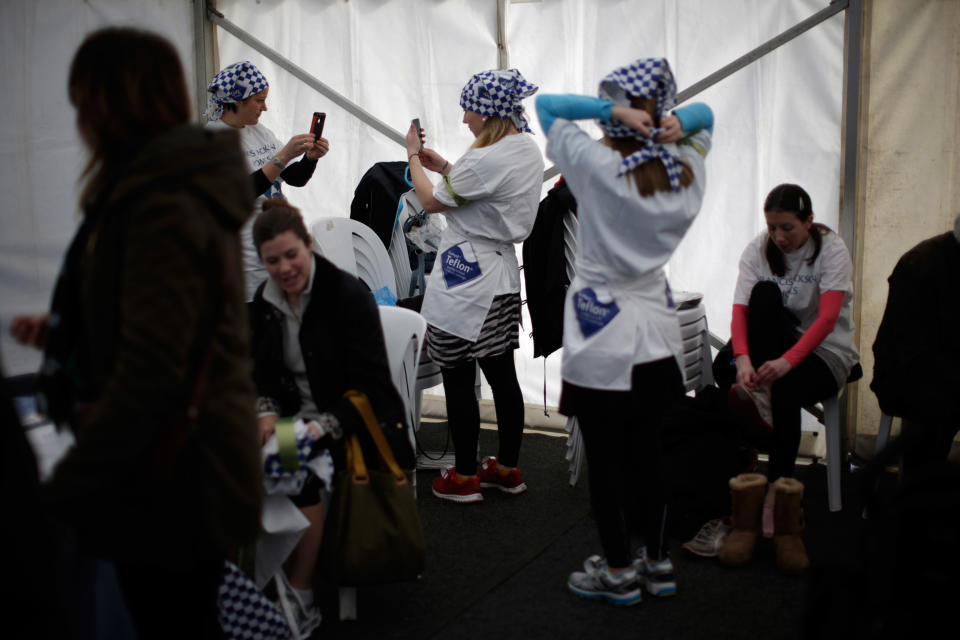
[193,0,219,120]
[204,5,406,145]
[543,1,851,182]
[497,0,509,69]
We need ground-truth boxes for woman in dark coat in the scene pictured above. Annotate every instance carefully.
[247,197,410,635]
[12,28,263,637]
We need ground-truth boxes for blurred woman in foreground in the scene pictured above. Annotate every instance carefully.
[14,27,263,637]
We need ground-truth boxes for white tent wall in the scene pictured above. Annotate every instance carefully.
[213,0,844,414]
[853,0,960,453]
[0,0,196,376]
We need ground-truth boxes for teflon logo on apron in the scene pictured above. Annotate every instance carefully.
[441,241,482,288]
[573,287,620,338]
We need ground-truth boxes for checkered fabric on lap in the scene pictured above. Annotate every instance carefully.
[218,560,292,639]
[459,68,539,133]
[204,61,269,120]
[597,58,684,189]
[263,435,315,478]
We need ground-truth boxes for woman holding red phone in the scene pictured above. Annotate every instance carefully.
[205,60,330,299]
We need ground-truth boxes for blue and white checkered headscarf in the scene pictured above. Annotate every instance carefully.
[204,61,269,121]
[459,68,538,134]
[597,58,684,189]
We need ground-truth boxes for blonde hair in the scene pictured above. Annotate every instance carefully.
[471,117,517,149]
[603,96,693,197]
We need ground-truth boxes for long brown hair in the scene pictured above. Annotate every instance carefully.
[763,183,832,277]
[603,96,694,196]
[68,27,191,205]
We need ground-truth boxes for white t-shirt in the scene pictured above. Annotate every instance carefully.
[433,133,545,245]
[546,118,711,390]
[733,229,860,385]
[420,133,544,341]
[206,119,286,300]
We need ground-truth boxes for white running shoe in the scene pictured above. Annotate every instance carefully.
[682,517,733,558]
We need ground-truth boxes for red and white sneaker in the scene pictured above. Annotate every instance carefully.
[728,384,774,431]
[432,467,483,503]
[477,456,527,494]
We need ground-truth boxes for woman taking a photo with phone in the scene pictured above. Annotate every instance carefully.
[405,68,543,503]
[205,60,330,299]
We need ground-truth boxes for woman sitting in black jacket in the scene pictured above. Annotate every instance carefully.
[248,197,410,634]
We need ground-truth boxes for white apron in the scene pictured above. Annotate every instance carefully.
[420,226,518,342]
[561,269,683,391]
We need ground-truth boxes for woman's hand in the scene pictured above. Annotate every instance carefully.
[655,114,683,143]
[279,133,318,164]
[418,148,447,173]
[257,414,278,446]
[755,357,793,386]
[734,354,759,390]
[610,105,654,137]
[305,136,329,161]
[405,122,424,158]
[10,313,49,349]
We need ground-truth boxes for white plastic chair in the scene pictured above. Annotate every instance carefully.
[675,292,716,393]
[875,411,895,454]
[389,213,415,297]
[812,363,863,513]
[377,305,426,447]
[310,217,397,298]
[821,392,845,512]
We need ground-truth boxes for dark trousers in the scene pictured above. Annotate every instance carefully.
[441,350,524,475]
[114,551,225,639]
[747,281,839,480]
[561,357,683,567]
[901,418,960,484]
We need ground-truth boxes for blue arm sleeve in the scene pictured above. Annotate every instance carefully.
[535,94,614,136]
[673,102,714,135]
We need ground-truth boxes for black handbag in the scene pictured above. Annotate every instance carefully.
[320,390,426,585]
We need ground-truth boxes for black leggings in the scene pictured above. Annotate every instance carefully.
[440,350,524,475]
[560,357,683,567]
[747,281,840,480]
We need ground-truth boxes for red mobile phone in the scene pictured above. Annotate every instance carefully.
[310,112,326,139]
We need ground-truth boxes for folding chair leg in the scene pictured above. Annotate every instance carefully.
[823,395,843,512]
[875,412,893,454]
[339,586,357,621]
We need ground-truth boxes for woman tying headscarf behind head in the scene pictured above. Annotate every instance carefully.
[404,69,544,504]
[536,58,714,606]
[205,61,330,300]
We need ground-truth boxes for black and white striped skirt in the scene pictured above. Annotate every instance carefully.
[426,292,521,368]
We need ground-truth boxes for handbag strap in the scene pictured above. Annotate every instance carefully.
[343,390,407,485]
[345,435,368,481]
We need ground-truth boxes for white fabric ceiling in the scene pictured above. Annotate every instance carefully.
[1,0,843,411]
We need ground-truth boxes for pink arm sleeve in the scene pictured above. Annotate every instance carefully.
[782,290,844,367]
[731,304,749,357]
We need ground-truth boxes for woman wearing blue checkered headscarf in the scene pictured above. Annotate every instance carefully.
[205,61,330,300]
[402,68,544,505]
[535,58,714,606]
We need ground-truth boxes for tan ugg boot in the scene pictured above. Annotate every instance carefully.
[717,473,767,566]
[772,477,810,575]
